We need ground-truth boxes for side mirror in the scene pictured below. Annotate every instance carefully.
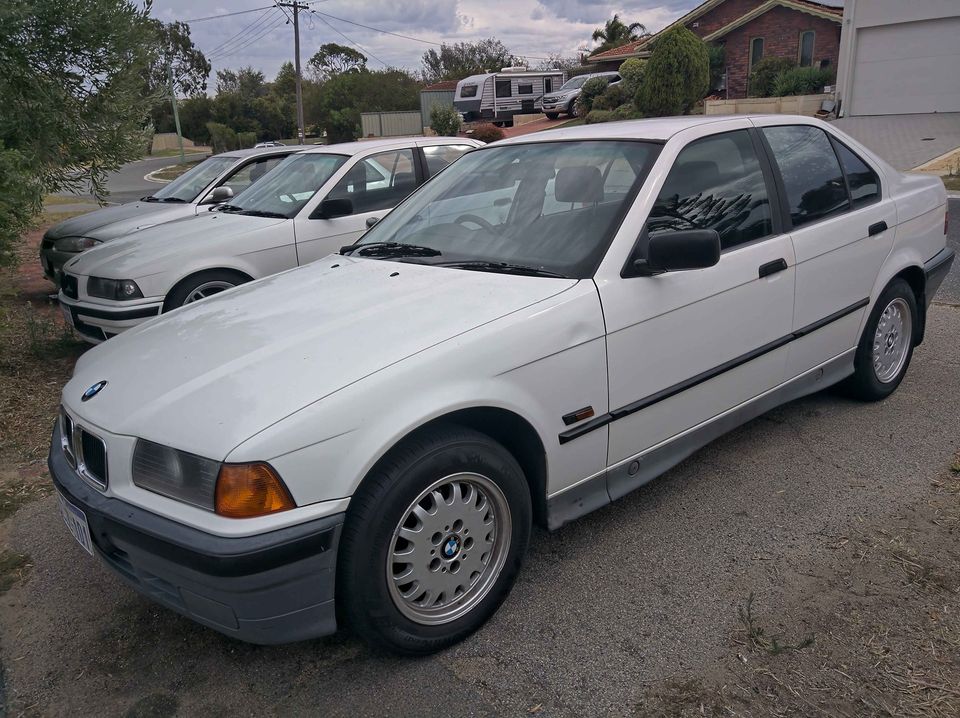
[201,186,233,205]
[312,198,353,219]
[365,216,380,229]
[632,229,721,276]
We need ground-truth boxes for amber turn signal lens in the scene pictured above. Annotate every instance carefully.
[215,463,295,518]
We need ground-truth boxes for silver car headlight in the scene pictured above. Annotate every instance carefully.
[132,440,221,510]
[87,277,144,300]
[53,236,101,252]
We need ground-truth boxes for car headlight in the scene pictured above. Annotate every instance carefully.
[132,440,296,517]
[53,237,101,252]
[87,277,143,300]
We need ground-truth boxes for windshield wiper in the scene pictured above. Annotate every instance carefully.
[239,209,288,218]
[437,260,568,278]
[141,195,161,202]
[160,197,188,203]
[217,203,244,212]
[340,242,441,258]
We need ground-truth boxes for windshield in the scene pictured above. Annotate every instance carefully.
[354,140,660,278]
[151,156,236,202]
[559,75,589,91]
[222,152,348,218]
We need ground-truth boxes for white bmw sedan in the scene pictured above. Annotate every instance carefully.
[50,116,952,653]
[57,136,480,342]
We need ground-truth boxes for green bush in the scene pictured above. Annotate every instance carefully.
[470,123,504,143]
[612,104,643,121]
[748,57,796,97]
[770,66,836,97]
[237,131,257,149]
[638,25,709,116]
[577,77,611,115]
[205,122,238,153]
[618,58,646,98]
[585,104,643,124]
[430,104,461,136]
[585,109,616,124]
[592,83,629,111]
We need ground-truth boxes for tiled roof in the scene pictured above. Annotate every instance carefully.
[422,80,459,91]
[588,38,652,62]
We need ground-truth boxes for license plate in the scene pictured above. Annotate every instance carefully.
[57,491,94,556]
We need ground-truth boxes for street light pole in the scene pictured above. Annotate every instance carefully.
[277,1,308,144]
[167,61,186,163]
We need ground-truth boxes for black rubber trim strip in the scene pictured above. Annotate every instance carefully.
[67,303,160,321]
[924,247,955,279]
[868,221,888,237]
[758,258,788,278]
[559,298,870,444]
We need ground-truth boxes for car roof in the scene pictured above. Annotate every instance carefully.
[299,136,481,156]
[218,145,314,160]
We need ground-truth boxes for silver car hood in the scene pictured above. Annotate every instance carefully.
[45,201,197,242]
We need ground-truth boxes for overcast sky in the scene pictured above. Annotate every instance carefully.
[151,0,707,88]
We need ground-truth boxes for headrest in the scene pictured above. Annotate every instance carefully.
[555,166,603,203]
[393,171,416,189]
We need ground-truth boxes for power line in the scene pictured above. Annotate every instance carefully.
[208,11,288,62]
[205,8,277,59]
[181,5,275,23]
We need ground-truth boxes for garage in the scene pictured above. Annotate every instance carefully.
[837,1,960,117]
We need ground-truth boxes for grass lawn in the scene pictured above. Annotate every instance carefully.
[942,175,960,192]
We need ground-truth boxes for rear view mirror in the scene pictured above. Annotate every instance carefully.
[201,186,233,205]
[313,198,353,219]
[631,229,720,276]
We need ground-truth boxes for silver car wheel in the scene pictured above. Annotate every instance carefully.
[387,472,511,625]
[183,280,235,305]
[872,297,911,384]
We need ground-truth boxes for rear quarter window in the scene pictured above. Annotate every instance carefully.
[834,141,880,208]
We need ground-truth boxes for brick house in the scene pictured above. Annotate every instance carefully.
[586,0,843,99]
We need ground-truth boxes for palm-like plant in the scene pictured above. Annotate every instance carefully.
[591,14,646,54]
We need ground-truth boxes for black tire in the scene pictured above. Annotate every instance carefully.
[337,424,532,655]
[544,112,559,120]
[567,100,578,117]
[843,278,918,401]
[163,269,250,312]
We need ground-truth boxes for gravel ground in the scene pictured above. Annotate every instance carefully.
[0,203,957,718]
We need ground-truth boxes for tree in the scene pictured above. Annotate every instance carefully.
[638,25,709,116]
[0,0,157,266]
[315,68,420,143]
[590,15,646,56]
[618,58,646,99]
[534,54,582,73]
[145,20,211,98]
[421,39,518,83]
[308,43,367,81]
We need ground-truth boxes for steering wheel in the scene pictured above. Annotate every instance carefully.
[455,214,498,233]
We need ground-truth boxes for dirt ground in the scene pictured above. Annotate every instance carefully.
[0,214,958,717]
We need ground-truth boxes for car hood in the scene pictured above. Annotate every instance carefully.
[65,257,578,459]
[62,212,288,279]
[45,201,194,242]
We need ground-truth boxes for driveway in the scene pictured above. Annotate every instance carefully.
[832,113,960,170]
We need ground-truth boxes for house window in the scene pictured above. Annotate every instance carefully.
[799,31,815,67]
[750,37,764,68]
[495,80,512,98]
[518,83,533,94]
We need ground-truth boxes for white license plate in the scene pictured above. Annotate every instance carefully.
[57,491,94,556]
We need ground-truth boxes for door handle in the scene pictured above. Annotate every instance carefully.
[868,221,888,236]
[758,258,788,278]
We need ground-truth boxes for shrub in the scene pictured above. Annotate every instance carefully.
[237,131,257,149]
[748,57,796,97]
[638,25,709,116]
[770,66,836,97]
[585,109,616,124]
[430,104,461,136]
[578,76,611,115]
[205,122,238,154]
[470,123,504,143]
[585,104,643,124]
[618,58,646,98]
[592,83,629,111]
[611,104,642,121]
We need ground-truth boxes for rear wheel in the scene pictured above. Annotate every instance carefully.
[338,425,531,655]
[163,269,250,311]
[843,278,917,400]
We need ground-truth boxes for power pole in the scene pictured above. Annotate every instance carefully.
[277,2,308,144]
[167,61,186,163]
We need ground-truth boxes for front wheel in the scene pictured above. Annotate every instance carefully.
[843,278,917,401]
[163,269,249,311]
[544,112,559,120]
[337,425,531,654]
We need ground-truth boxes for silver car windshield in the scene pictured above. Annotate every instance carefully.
[354,140,660,278]
[559,75,589,91]
[151,156,236,202]
[222,153,348,218]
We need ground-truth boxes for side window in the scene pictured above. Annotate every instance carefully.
[495,80,512,98]
[461,85,478,98]
[762,125,850,228]
[327,149,418,215]
[219,157,283,196]
[423,144,474,178]
[544,78,553,93]
[518,83,533,95]
[834,141,880,209]
[648,130,773,250]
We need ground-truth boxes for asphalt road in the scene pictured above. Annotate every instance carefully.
[57,152,209,205]
[940,197,960,303]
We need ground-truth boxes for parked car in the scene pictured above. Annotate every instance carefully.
[57,137,481,342]
[50,116,952,654]
[254,141,286,148]
[41,146,308,285]
[541,71,620,119]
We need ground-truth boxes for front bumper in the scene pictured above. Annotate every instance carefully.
[541,97,573,112]
[40,243,80,285]
[48,424,344,645]
[58,293,163,343]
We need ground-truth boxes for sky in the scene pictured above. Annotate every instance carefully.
[151,0,704,87]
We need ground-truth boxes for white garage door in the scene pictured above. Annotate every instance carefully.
[849,17,960,115]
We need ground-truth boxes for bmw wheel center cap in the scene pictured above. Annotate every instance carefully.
[442,535,461,559]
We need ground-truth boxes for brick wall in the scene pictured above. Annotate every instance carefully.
[719,6,841,98]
